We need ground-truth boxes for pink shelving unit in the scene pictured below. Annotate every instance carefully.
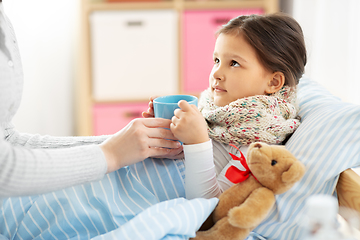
[93,102,148,135]
[182,9,264,94]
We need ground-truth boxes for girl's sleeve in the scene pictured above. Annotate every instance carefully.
[182,140,222,199]
[0,124,108,198]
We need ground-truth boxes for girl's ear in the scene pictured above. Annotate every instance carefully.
[265,72,285,94]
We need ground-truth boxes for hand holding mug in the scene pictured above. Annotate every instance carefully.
[152,95,198,119]
[170,100,209,145]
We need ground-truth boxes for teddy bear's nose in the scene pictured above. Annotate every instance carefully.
[254,143,262,148]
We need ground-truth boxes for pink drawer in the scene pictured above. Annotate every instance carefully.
[182,9,264,94]
[93,102,148,135]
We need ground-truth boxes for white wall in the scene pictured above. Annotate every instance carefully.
[292,0,360,105]
[3,0,80,136]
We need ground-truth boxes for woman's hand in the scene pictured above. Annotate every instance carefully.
[100,118,183,173]
[170,100,209,145]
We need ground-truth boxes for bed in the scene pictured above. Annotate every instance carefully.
[1,76,360,240]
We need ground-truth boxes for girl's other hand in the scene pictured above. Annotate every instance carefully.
[170,100,209,145]
[142,96,157,118]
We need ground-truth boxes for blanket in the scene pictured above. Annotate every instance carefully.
[0,158,218,240]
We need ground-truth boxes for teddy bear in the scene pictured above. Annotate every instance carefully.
[192,142,306,240]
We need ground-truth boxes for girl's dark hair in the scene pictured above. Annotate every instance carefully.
[217,13,307,87]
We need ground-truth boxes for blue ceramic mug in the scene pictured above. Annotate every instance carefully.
[153,95,198,119]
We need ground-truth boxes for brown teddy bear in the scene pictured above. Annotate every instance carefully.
[192,142,306,240]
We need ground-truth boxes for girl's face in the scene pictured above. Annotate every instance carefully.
[209,33,274,107]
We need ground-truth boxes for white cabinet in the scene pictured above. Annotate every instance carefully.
[90,9,178,101]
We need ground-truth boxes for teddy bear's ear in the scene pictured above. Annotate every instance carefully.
[281,161,306,184]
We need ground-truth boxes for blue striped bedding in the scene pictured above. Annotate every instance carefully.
[0,158,216,240]
[1,77,360,239]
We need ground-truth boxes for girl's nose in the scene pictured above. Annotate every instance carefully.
[212,65,225,81]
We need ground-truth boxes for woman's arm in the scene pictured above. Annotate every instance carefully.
[0,127,107,197]
[4,123,108,149]
[0,118,183,198]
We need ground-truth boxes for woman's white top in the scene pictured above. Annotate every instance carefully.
[0,3,107,198]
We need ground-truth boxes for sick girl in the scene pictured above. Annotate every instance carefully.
[143,12,307,199]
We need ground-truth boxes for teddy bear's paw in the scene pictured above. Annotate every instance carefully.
[192,217,251,240]
[228,206,260,229]
[190,231,213,240]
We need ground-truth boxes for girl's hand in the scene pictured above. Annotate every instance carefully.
[170,100,209,145]
[142,96,157,118]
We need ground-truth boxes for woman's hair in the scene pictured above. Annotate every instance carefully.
[217,13,307,87]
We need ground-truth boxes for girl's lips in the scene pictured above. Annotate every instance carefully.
[213,86,226,92]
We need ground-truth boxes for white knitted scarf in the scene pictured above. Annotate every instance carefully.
[198,86,300,145]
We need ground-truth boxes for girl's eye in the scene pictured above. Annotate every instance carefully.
[231,60,240,67]
[214,58,220,64]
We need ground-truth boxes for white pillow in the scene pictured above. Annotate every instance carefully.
[251,76,360,240]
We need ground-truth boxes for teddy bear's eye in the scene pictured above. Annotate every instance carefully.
[271,160,277,166]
